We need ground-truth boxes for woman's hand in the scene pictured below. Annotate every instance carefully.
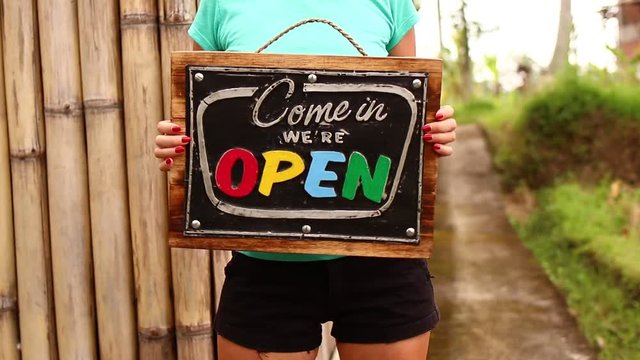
[155,120,191,171]
[423,105,456,157]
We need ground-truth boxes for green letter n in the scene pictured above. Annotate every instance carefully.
[341,152,391,203]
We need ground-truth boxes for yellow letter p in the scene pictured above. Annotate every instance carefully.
[259,151,305,196]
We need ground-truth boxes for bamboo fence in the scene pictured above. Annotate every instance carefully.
[120,0,174,357]
[78,0,138,358]
[159,1,215,359]
[37,0,97,357]
[1,1,58,359]
[0,24,20,360]
[0,0,337,358]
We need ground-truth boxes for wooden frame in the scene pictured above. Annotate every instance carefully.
[170,52,441,258]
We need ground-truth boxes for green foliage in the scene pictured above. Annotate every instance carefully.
[455,97,496,125]
[523,73,602,142]
[606,45,640,84]
[479,70,640,189]
[515,182,640,359]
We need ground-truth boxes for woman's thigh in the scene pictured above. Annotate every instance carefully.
[217,335,319,360]
[336,332,431,360]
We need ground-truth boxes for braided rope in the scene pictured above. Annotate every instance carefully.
[256,18,368,56]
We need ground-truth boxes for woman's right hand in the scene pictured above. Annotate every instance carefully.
[155,120,191,171]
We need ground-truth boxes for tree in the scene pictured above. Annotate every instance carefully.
[548,0,573,74]
[484,55,500,95]
[453,0,473,100]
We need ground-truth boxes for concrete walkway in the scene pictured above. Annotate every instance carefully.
[427,125,596,360]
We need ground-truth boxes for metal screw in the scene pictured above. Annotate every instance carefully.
[191,220,201,229]
[412,79,422,89]
[194,73,204,82]
[302,225,312,234]
[405,227,416,237]
[308,74,318,83]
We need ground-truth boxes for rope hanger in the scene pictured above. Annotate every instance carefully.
[256,18,369,56]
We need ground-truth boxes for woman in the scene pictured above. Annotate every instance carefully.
[156,1,456,359]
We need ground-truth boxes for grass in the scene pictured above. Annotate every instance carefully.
[524,182,640,292]
[513,182,640,360]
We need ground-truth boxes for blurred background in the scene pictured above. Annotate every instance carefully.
[414,1,640,359]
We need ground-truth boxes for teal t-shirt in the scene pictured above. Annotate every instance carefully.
[188,0,419,261]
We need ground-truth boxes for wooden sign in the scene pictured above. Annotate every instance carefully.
[170,52,441,258]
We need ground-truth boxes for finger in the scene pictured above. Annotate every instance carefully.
[154,145,186,159]
[423,131,456,145]
[157,120,183,135]
[159,157,173,172]
[423,118,457,134]
[435,105,454,121]
[155,134,191,149]
[432,143,453,157]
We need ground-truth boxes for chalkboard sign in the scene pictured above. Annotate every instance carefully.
[169,52,442,258]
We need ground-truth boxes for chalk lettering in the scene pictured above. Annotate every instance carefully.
[282,131,300,143]
[287,104,305,125]
[252,78,294,127]
[356,100,389,122]
[252,81,388,128]
[301,131,312,144]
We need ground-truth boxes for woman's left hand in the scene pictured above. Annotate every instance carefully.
[423,105,456,157]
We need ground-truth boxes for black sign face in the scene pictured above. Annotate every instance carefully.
[184,66,427,243]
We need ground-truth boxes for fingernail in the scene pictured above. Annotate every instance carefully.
[172,125,181,132]
[175,146,185,154]
[165,158,173,165]
[182,136,192,144]
[423,134,433,141]
[433,144,441,150]
[436,113,444,121]
[422,124,432,132]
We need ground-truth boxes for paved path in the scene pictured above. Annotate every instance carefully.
[428,125,596,360]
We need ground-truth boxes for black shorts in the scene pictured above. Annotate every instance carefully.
[214,252,439,352]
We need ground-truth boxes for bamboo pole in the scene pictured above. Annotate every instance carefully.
[120,0,175,357]
[212,251,232,312]
[77,0,138,359]
[36,0,97,358]
[159,0,197,117]
[159,1,214,358]
[171,251,213,360]
[0,27,20,360]
[1,1,58,359]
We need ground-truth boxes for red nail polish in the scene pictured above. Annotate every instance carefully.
[165,158,173,165]
[172,125,181,132]
[436,113,444,121]
[423,134,433,141]
[182,136,192,143]
[433,144,441,150]
[423,124,432,132]
[175,146,185,154]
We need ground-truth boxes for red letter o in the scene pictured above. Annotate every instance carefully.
[215,148,259,197]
